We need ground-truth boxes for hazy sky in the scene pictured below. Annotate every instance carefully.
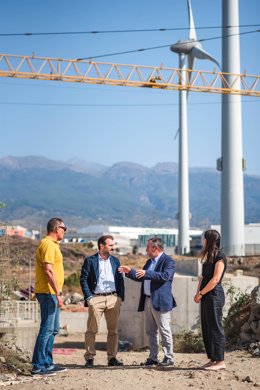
[0,0,259,174]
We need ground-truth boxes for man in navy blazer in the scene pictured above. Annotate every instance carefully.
[80,235,124,368]
[119,236,176,366]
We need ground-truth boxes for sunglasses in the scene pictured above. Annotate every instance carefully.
[58,226,67,232]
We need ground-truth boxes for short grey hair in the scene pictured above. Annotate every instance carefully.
[47,217,64,233]
[148,236,164,251]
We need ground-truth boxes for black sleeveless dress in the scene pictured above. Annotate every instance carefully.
[200,251,227,361]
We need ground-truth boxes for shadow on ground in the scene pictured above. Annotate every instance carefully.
[54,340,106,350]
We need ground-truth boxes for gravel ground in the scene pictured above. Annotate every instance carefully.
[1,333,259,389]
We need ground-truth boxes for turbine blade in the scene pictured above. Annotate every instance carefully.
[174,128,179,140]
[191,46,220,68]
[187,0,197,41]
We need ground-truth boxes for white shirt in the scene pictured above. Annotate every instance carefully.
[143,252,162,296]
[94,253,116,293]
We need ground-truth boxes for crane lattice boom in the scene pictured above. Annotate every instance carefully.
[0,53,259,97]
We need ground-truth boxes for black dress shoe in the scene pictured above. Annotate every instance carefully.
[159,357,174,366]
[85,359,94,368]
[142,358,159,366]
[108,357,124,366]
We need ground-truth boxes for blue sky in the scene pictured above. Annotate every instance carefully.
[0,0,259,174]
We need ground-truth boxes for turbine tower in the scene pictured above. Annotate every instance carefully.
[219,0,245,255]
[170,0,219,254]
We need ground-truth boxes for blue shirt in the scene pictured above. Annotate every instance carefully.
[94,253,116,293]
[143,252,162,296]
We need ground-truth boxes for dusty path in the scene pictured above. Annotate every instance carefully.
[6,333,260,390]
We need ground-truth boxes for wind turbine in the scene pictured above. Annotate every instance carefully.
[220,0,245,255]
[170,0,219,254]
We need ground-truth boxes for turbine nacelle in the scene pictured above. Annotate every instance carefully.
[170,39,199,55]
[170,0,220,69]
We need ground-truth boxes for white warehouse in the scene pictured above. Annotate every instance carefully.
[76,225,203,255]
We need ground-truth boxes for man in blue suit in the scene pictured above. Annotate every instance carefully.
[80,235,125,368]
[119,236,176,366]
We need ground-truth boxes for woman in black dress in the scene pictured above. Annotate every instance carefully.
[194,229,227,371]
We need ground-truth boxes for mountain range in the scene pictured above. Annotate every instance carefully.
[0,156,259,229]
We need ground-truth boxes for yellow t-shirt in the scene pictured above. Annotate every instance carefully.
[35,235,64,294]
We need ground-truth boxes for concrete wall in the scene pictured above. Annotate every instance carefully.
[171,275,200,333]
[0,311,108,354]
[0,323,39,352]
[59,310,107,333]
[118,278,147,348]
[8,272,258,353]
[245,244,260,256]
[118,273,259,349]
[175,258,202,276]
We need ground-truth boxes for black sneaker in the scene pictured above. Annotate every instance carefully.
[108,357,124,366]
[48,365,68,373]
[31,368,56,376]
[85,359,94,368]
[142,358,159,366]
[159,357,174,367]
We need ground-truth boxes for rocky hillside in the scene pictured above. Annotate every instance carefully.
[0,156,260,229]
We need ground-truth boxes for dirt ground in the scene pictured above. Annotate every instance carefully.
[5,332,260,390]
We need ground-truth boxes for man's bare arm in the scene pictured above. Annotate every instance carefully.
[44,263,63,307]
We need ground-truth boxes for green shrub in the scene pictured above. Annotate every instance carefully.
[223,285,251,342]
[64,272,80,287]
[174,331,205,353]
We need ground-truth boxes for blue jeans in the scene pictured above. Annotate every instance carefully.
[32,293,59,369]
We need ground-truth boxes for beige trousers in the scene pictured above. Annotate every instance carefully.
[84,294,121,361]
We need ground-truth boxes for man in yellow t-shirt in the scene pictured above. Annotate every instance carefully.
[32,217,67,376]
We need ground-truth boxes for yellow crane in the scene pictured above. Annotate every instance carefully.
[0,53,259,96]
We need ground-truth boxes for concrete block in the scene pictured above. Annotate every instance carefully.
[175,258,202,277]
[172,275,200,333]
[59,310,107,333]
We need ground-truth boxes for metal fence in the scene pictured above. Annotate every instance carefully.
[0,300,39,328]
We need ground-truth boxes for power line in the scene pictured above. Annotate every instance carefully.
[77,44,170,61]
[0,99,258,107]
[77,29,259,60]
[0,24,259,37]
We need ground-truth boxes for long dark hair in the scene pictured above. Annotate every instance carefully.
[199,229,221,264]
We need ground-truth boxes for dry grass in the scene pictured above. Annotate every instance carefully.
[2,236,260,292]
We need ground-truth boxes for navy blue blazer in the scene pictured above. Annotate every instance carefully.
[127,253,176,312]
[80,253,125,306]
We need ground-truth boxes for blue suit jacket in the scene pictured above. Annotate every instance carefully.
[127,253,176,312]
[80,253,125,306]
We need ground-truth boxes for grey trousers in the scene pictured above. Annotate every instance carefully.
[144,297,173,360]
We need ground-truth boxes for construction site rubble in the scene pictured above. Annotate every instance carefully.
[240,285,260,356]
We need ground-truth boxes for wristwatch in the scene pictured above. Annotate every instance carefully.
[199,291,204,297]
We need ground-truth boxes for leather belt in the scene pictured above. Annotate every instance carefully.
[94,292,116,296]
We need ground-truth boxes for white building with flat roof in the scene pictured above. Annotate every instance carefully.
[211,223,260,255]
[76,225,203,255]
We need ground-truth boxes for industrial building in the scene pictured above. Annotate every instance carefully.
[211,224,260,256]
[67,225,203,255]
